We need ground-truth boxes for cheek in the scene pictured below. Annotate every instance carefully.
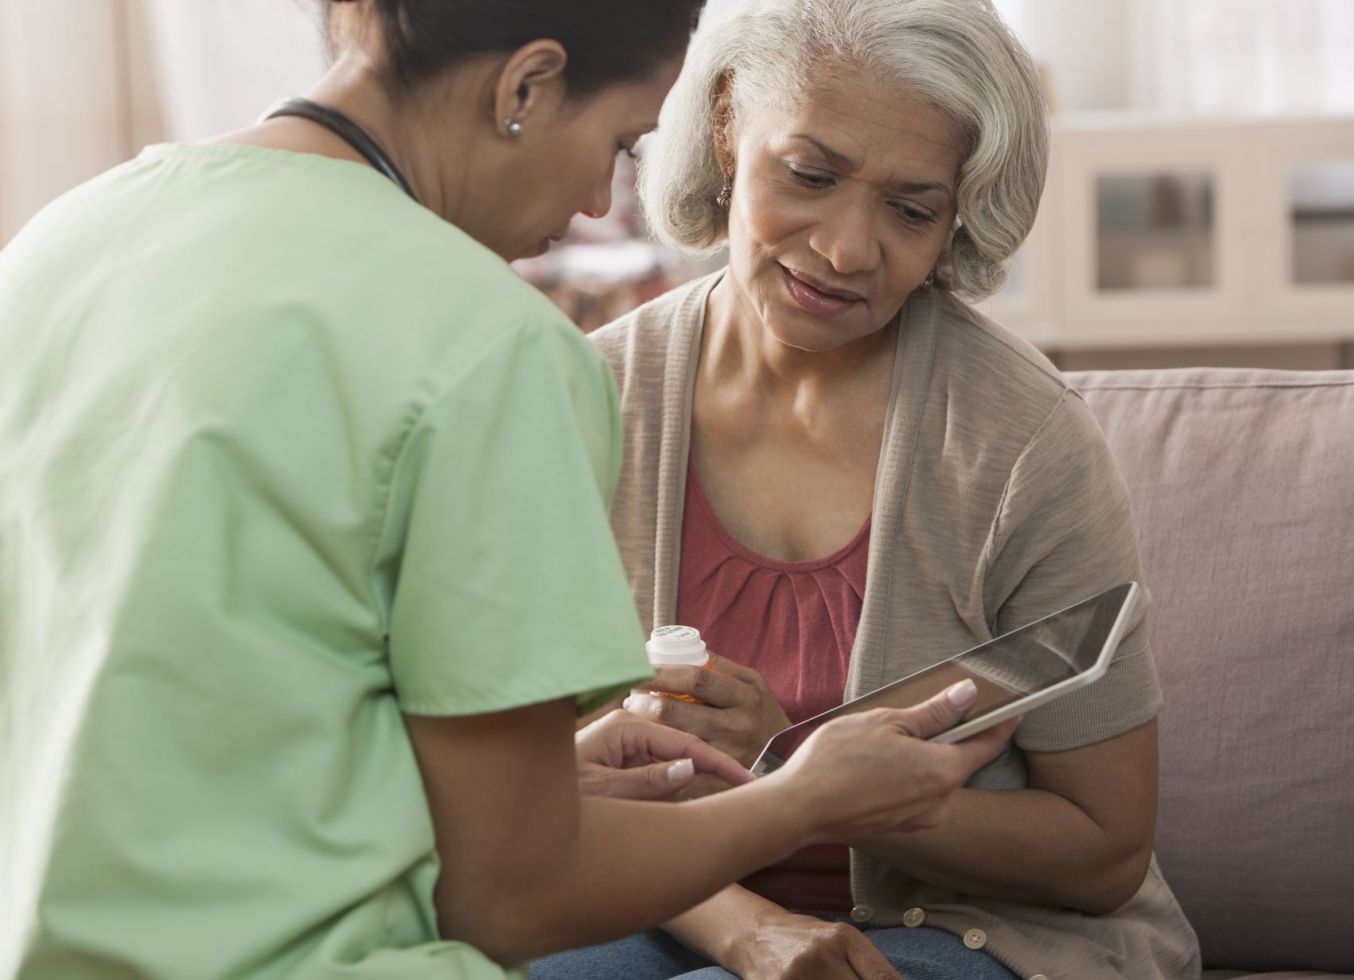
[729,190,814,295]
[736,180,806,250]
[519,148,599,225]
[893,226,951,282]
[564,142,616,208]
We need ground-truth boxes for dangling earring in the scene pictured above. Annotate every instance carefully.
[715,174,732,210]
[923,272,936,289]
[504,117,523,137]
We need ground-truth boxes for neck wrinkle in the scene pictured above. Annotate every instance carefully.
[703,273,902,414]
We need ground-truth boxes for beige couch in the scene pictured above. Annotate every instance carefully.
[1067,369,1354,980]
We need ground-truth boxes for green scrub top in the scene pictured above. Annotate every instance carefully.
[0,144,651,979]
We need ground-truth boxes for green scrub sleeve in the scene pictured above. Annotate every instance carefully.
[385,317,651,717]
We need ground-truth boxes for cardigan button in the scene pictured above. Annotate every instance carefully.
[849,904,873,923]
[902,907,926,928]
[963,928,988,950]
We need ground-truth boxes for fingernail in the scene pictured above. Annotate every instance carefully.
[622,697,635,711]
[667,758,695,782]
[946,679,977,706]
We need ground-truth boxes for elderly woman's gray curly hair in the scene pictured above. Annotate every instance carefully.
[637,0,1048,299]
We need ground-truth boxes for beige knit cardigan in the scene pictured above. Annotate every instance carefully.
[590,272,1201,980]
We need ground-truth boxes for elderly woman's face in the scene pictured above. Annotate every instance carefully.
[722,69,965,352]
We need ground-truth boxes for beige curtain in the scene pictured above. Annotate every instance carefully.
[0,0,324,246]
[1138,0,1354,115]
[142,0,325,143]
[998,0,1354,115]
[993,0,1133,111]
[0,0,163,244]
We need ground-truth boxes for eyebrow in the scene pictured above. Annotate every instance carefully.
[790,133,954,200]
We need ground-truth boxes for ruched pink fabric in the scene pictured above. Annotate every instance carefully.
[676,458,868,913]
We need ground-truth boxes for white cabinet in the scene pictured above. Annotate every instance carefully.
[978,115,1354,361]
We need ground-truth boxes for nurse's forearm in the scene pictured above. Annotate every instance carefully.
[445,778,813,964]
[514,785,806,958]
[410,689,1000,965]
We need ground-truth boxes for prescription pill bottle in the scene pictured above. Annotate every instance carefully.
[645,625,711,703]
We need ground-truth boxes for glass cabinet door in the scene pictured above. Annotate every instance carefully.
[1096,173,1216,291]
[1290,161,1354,286]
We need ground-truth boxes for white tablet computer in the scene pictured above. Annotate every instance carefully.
[750,581,1140,776]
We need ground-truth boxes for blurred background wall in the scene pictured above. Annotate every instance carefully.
[0,0,325,243]
[2,0,1352,366]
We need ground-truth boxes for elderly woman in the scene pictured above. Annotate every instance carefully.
[530,1,1202,979]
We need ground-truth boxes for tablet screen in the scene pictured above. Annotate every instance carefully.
[751,583,1134,774]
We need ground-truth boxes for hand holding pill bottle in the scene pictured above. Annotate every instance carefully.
[645,626,712,703]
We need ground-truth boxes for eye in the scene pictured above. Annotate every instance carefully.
[787,166,833,188]
[891,201,938,226]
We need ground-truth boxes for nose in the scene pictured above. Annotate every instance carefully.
[580,165,615,220]
[808,193,881,276]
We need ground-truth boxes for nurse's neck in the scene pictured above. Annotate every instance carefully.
[214,50,510,244]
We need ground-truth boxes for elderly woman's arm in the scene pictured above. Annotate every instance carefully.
[871,389,1165,915]
[650,723,1156,980]
[854,719,1159,914]
[664,887,906,980]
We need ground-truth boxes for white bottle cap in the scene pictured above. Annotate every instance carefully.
[645,625,709,667]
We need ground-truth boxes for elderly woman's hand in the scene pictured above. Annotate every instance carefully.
[723,909,902,980]
[623,653,792,770]
[575,709,753,800]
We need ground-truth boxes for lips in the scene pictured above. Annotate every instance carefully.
[787,267,863,301]
[779,264,863,316]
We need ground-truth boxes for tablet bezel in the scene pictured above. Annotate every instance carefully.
[750,581,1141,774]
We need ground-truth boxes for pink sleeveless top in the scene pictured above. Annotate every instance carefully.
[675,458,870,914]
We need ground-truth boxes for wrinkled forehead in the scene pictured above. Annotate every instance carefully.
[732,61,969,184]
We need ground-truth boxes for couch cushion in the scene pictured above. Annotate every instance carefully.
[1067,369,1354,973]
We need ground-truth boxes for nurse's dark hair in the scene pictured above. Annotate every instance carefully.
[326,0,705,96]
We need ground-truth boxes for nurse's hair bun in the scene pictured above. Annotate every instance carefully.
[328,0,705,96]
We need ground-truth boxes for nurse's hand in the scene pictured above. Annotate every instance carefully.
[624,653,791,769]
[772,681,1018,844]
[575,709,753,801]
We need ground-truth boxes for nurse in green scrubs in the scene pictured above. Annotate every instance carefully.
[0,2,1013,977]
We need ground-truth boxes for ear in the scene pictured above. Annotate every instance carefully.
[710,71,736,176]
[490,40,569,136]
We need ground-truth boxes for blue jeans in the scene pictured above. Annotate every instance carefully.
[529,922,1019,980]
